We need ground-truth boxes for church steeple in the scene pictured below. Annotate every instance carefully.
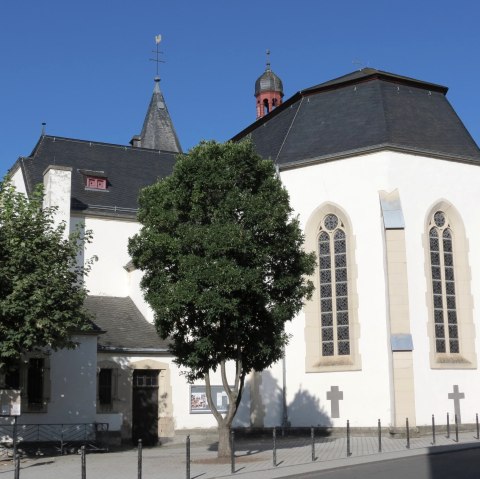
[130,76,182,153]
[255,50,284,119]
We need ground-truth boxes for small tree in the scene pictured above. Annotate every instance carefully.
[0,181,94,365]
[129,140,315,456]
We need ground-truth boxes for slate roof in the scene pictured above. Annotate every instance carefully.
[233,68,480,167]
[85,296,170,352]
[134,78,182,153]
[12,135,178,218]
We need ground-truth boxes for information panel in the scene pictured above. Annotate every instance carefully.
[0,389,21,416]
[190,385,230,414]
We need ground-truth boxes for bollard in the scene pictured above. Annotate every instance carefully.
[273,427,277,467]
[14,453,20,479]
[406,418,410,449]
[476,413,479,440]
[311,427,315,462]
[432,414,436,445]
[455,414,459,443]
[346,420,351,457]
[378,419,382,453]
[138,439,142,479]
[186,435,191,479]
[230,430,235,474]
[81,446,86,479]
[446,412,450,438]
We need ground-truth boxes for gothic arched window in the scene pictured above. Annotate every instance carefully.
[425,203,476,369]
[429,211,459,354]
[318,214,350,357]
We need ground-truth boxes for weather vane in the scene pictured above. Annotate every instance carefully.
[150,34,165,78]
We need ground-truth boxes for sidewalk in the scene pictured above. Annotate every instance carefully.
[2,430,480,479]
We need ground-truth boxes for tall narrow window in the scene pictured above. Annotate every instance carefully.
[319,214,350,357]
[98,369,113,408]
[429,211,459,354]
[27,358,44,407]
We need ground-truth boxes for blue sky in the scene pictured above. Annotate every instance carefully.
[1,0,479,177]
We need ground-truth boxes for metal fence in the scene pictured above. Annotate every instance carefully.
[0,422,109,454]
[2,418,480,479]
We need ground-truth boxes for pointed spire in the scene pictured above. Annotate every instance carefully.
[131,77,182,153]
[130,36,182,153]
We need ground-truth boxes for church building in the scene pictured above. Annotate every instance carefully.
[3,57,480,443]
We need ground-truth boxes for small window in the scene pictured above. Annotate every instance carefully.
[86,177,107,190]
[133,370,159,388]
[99,369,113,407]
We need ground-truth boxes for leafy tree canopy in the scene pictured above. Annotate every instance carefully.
[0,181,94,363]
[129,140,315,383]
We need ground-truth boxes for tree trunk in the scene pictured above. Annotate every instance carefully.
[217,424,231,457]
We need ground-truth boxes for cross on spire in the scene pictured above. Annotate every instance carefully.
[150,34,165,78]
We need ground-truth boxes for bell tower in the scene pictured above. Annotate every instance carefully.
[255,50,284,119]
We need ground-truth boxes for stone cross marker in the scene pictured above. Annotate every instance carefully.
[326,386,343,419]
[448,385,465,424]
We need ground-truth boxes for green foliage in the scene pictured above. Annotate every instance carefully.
[129,140,315,382]
[0,181,94,362]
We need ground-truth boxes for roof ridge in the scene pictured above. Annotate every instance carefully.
[275,97,304,163]
[40,135,179,155]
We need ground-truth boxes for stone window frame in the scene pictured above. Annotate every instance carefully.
[304,203,361,372]
[423,201,476,369]
[19,353,51,413]
[97,360,120,413]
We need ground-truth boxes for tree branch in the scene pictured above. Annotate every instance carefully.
[205,371,224,426]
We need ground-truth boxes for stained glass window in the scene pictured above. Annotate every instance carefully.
[318,214,350,356]
[429,211,459,354]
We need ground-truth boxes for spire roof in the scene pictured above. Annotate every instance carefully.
[135,77,182,153]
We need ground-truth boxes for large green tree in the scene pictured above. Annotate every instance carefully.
[0,181,94,364]
[129,140,315,456]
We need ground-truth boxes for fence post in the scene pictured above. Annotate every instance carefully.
[81,445,86,479]
[230,429,235,474]
[14,453,20,479]
[455,414,459,443]
[432,414,436,445]
[476,413,479,440]
[378,419,382,453]
[272,427,277,467]
[186,435,190,479]
[446,412,450,438]
[311,427,315,462]
[406,418,410,449]
[137,439,142,479]
[13,416,17,463]
[346,420,351,457]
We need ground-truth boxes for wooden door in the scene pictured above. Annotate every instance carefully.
[132,369,159,445]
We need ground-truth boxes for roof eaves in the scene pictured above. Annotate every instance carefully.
[277,144,480,172]
[97,346,170,354]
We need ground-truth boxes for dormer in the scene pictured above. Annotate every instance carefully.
[79,170,109,191]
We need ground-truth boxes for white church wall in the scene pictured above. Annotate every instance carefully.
[10,166,27,195]
[278,150,480,428]
[71,215,140,298]
[280,154,393,427]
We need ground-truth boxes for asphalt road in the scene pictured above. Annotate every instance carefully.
[290,448,480,479]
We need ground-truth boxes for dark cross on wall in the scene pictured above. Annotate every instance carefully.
[327,386,344,419]
[448,385,465,424]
